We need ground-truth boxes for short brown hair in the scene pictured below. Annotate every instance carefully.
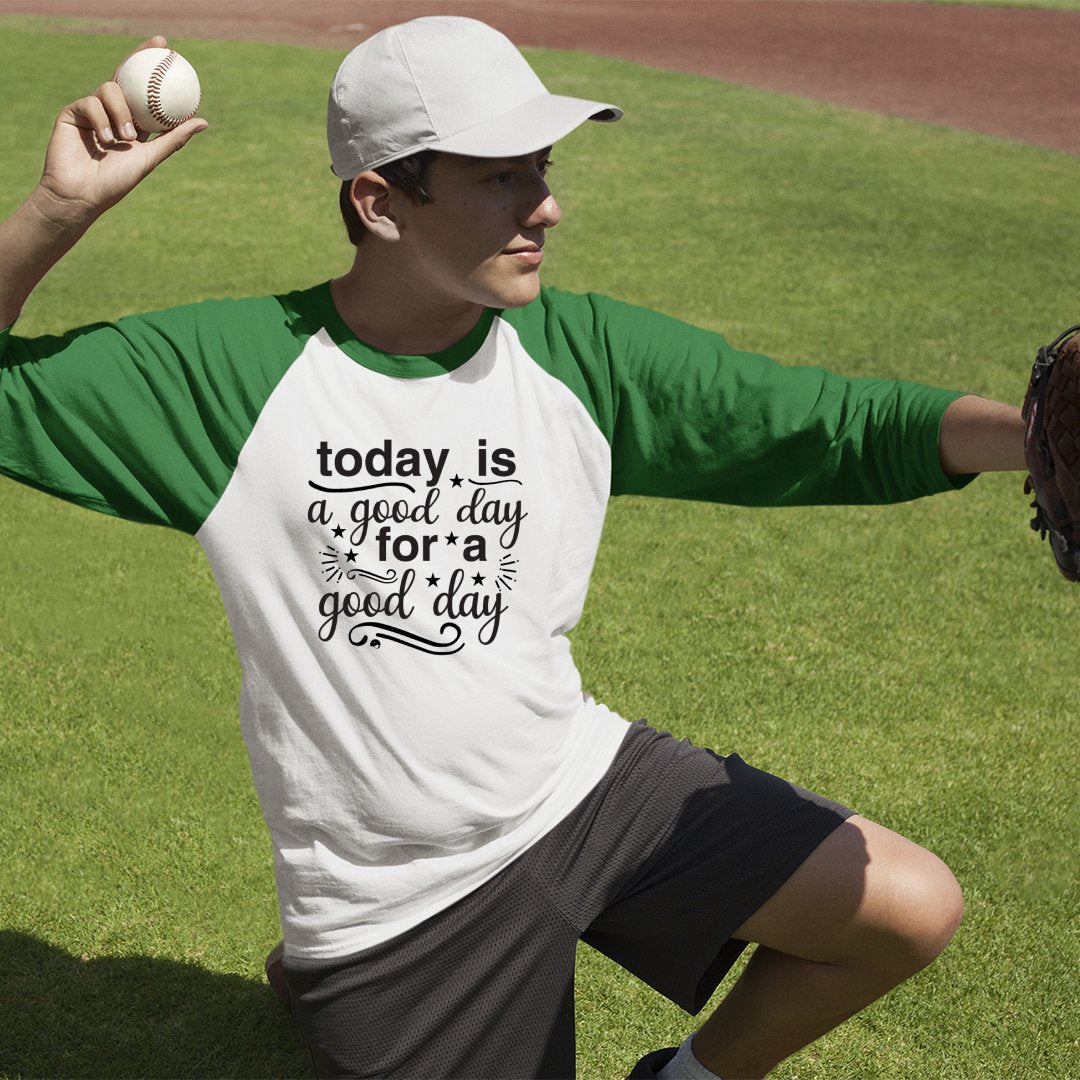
[339,150,437,245]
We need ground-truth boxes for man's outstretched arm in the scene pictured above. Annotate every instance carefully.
[938,394,1025,476]
[0,36,207,331]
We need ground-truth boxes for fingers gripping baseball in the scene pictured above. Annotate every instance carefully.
[39,38,206,219]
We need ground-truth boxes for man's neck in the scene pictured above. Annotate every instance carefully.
[331,261,486,356]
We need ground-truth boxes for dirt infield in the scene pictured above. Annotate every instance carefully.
[1,0,1077,155]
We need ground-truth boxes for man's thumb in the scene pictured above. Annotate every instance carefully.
[146,117,209,166]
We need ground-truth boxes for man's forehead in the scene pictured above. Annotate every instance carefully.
[452,147,554,169]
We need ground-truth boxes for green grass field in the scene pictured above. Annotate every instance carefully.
[0,16,1077,1079]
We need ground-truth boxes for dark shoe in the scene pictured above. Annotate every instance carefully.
[265,940,292,1015]
[626,1047,677,1078]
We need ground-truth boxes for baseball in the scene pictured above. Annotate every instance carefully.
[114,47,201,134]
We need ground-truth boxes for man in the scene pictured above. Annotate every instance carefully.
[0,16,1028,1080]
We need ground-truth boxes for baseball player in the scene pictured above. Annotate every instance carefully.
[0,17,1031,1080]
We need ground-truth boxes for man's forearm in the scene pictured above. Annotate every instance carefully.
[938,394,1025,475]
[0,187,96,330]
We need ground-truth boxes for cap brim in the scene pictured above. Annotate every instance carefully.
[426,93,621,160]
[335,93,622,177]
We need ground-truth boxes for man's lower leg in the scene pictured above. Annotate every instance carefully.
[687,817,964,1078]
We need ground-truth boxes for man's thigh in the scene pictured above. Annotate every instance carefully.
[729,814,963,968]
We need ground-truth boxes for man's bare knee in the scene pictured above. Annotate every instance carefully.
[839,820,963,981]
[877,845,964,973]
[733,816,963,979]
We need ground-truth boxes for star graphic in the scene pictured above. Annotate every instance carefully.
[472,572,485,586]
[450,474,464,488]
[345,549,358,563]
[445,532,459,545]
[427,574,440,587]
[332,525,345,538]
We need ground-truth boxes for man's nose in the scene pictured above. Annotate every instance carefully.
[523,190,561,230]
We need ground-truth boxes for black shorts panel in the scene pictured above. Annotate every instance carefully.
[282,721,853,1078]
[284,858,578,1079]
[575,743,855,1013]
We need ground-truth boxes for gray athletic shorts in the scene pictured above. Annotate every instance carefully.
[282,720,854,1079]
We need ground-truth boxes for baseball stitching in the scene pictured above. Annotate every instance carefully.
[146,50,200,129]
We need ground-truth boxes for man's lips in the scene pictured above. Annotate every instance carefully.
[504,244,544,266]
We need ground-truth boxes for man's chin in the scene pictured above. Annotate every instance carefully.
[492,275,542,310]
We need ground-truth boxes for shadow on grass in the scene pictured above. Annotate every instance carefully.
[0,930,312,1078]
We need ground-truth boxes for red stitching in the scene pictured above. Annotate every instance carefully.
[145,50,173,128]
[146,50,200,128]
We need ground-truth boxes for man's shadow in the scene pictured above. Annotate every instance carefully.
[0,930,312,1078]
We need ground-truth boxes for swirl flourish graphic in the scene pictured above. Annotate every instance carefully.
[348,621,464,655]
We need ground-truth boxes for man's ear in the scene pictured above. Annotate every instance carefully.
[350,171,402,242]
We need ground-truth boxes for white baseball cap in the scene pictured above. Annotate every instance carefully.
[327,16,623,180]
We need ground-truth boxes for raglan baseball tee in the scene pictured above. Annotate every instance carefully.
[0,283,972,959]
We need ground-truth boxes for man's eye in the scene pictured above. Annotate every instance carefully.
[486,159,555,184]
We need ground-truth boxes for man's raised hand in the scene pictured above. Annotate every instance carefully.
[36,36,208,225]
[0,38,207,329]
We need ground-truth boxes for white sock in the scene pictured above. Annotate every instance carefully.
[655,1033,723,1080]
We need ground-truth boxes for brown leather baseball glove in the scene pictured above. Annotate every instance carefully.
[1023,324,1080,581]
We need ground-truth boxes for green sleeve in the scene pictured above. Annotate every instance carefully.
[0,290,320,533]
[506,288,974,506]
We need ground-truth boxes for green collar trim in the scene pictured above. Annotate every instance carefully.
[315,281,498,378]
